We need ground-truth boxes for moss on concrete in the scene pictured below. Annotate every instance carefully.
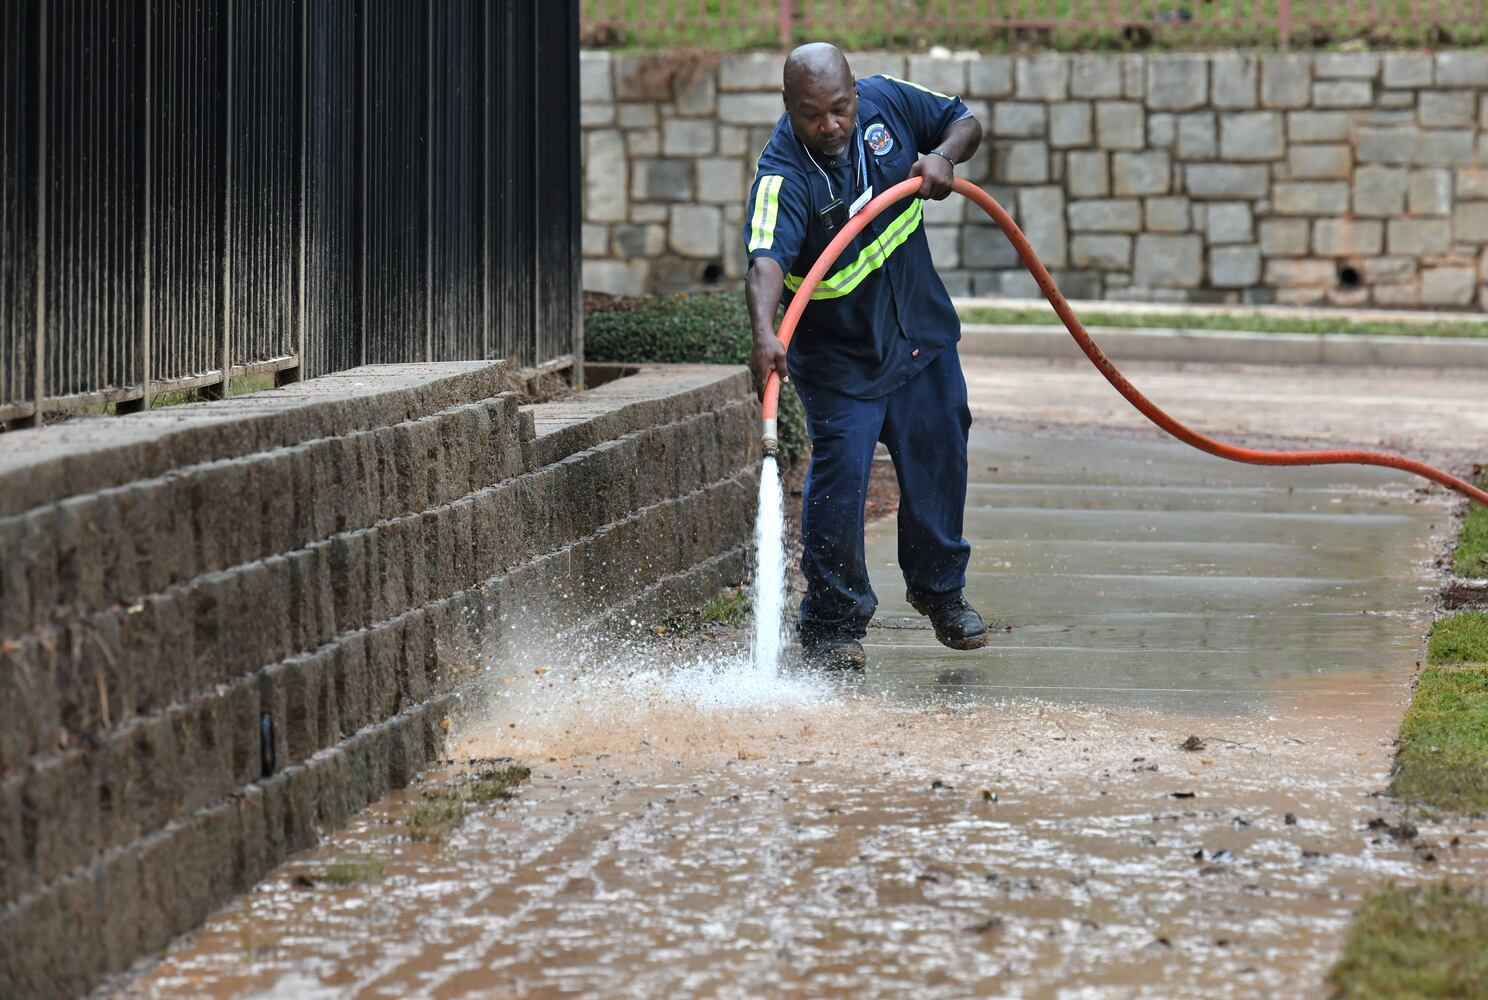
[404,795,468,842]
[403,764,532,842]
[319,854,387,885]
[700,588,751,625]
[1328,884,1488,998]
[466,765,532,803]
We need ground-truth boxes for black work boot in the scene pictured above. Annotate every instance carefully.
[799,630,867,671]
[907,592,990,651]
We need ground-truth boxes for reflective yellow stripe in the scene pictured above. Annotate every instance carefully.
[784,199,923,300]
[748,175,784,251]
[884,73,954,101]
[761,177,782,248]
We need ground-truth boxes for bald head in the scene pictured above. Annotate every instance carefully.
[781,43,857,157]
[783,43,853,97]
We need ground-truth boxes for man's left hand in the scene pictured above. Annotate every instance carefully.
[909,153,954,200]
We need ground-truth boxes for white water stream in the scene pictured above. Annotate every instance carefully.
[750,456,788,677]
[449,457,815,756]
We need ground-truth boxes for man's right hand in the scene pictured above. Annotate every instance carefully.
[745,256,789,400]
[750,335,789,400]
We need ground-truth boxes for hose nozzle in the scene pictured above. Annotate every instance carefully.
[762,417,779,459]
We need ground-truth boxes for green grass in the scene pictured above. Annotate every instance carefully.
[1452,479,1488,578]
[1427,611,1488,667]
[1391,664,1488,816]
[1327,884,1488,998]
[582,0,1488,51]
[959,305,1488,340]
[1389,612,1488,816]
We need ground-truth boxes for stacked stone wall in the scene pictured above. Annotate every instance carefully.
[0,362,757,998]
[581,49,1488,308]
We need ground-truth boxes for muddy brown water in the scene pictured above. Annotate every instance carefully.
[121,427,1486,999]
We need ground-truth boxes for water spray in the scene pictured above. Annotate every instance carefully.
[761,176,1488,508]
[754,413,784,677]
[751,449,788,677]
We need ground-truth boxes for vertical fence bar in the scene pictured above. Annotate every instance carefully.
[425,0,434,363]
[481,0,491,361]
[358,0,367,368]
[531,4,541,367]
[30,0,46,426]
[568,0,583,380]
[1278,0,1291,47]
[138,0,153,410]
[778,0,793,48]
[217,0,233,398]
[291,0,307,385]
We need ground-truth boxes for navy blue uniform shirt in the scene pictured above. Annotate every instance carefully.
[743,75,972,399]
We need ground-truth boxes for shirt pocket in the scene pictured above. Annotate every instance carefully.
[868,135,914,187]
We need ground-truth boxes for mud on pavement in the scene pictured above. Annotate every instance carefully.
[122,407,1487,999]
[121,665,1487,999]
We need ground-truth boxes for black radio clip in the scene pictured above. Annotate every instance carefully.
[818,197,848,233]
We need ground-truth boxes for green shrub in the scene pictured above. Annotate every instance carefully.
[585,292,809,467]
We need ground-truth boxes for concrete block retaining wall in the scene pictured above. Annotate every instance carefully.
[581,49,1488,309]
[0,362,757,997]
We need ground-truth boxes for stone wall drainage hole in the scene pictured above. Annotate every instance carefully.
[260,713,276,777]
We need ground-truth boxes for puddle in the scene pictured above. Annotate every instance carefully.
[120,430,1481,999]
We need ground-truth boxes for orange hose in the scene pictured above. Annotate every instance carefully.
[761,176,1488,507]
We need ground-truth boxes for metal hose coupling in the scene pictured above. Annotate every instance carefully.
[761,418,779,458]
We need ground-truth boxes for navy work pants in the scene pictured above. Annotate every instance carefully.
[792,346,972,639]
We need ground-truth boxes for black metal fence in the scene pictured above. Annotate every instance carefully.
[0,0,581,426]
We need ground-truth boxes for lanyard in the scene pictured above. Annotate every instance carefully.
[854,124,869,199]
[801,122,867,204]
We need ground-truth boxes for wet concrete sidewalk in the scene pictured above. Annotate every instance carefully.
[864,431,1442,714]
[122,417,1483,999]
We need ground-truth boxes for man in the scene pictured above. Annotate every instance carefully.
[743,42,988,670]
